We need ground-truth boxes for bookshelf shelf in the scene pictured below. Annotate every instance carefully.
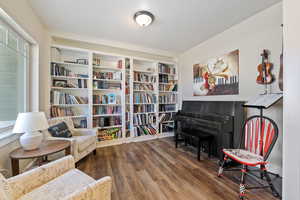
[159,111,176,113]
[133,81,155,84]
[51,76,89,80]
[93,114,122,117]
[51,115,88,120]
[50,104,89,107]
[161,120,174,123]
[93,78,121,82]
[51,87,88,90]
[93,65,122,71]
[93,88,121,91]
[159,91,178,93]
[93,104,121,106]
[133,90,155,93]
[51,61,89,68]
[134,112,156,114]
[95,125,122,129]
[49,45,177,147]
[133,69,156,74]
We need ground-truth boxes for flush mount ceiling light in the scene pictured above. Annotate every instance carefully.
[134,11,154,27]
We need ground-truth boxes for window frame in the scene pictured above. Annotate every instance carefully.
[0,8,37,134]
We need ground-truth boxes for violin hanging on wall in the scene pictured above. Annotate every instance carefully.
[256,49,274,86]
[279,24,283,91]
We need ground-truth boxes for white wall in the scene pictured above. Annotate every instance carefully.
[0,0,50,176]
[178,3,283,175]
[282,0,300,199]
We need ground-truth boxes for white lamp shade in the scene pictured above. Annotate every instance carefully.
[13,112,49,133]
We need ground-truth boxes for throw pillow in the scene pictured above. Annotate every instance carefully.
[48,122,72,138]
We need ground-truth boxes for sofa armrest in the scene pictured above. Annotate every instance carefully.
[72,129,97,137]
[8,156,75,200]
[63,176,112,200]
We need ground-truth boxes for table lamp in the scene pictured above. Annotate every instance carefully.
[13,112,49,150]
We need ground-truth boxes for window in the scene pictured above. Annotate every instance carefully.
[0,16,29,131]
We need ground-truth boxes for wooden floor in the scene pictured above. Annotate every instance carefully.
[77,138,278,200]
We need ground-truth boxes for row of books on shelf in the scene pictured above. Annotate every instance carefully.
[93,71,122,80]
[93,81,121,90]
[51,63,88,78]
[93,105,121,115]
[52,79,87,89]
[93,116,121,128]
[93,94,120,104]
[51,91,88,105]
[97,128,122,141]
[93,59,123,68]
[159,104,176,112]
[159,93,177,104]
[73,119,88,129]
[159,83,177,92]
[159,113,175,123]
[134,72,156,83]
[133,93,157,104]
[134,104,155,113]
[159,74,174,83]
[50,107,83,118]
[158,63,176,74]
[133,113,156,126]
[133,125,157,137]
[133,83,154,91]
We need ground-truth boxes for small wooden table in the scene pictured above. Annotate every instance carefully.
[10,140,71,176]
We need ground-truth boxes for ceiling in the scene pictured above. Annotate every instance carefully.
[28,0,281,54]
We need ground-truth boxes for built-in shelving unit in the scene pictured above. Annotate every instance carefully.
[158,63,178,134]
[49,45,178,147]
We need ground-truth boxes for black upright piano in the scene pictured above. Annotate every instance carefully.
[174,101,245,158]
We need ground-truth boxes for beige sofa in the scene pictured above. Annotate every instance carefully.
[0,156,112,200]
[46,118,97,162]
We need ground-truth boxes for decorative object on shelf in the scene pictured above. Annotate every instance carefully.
[76,58,88,65]
[107,93,117,104]
[13,112,49,150]
[256,50,274,95]
[193,50,239,96]
[134,10,154,27]
[53,80,67,87]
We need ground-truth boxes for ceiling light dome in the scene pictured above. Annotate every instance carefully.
[134,11,154,27]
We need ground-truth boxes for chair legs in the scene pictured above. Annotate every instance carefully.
[239,165,247,199]
[217,154,227,177]
[197,139,201,161]
[262,165,280,197]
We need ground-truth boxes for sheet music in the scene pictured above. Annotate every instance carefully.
[245,93,283,108]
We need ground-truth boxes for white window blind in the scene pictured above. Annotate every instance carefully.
[0,17,29,129]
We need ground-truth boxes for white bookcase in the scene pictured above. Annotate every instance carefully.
[49,45,178,148]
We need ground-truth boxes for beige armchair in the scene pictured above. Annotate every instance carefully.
[0,156,112,200]
[46,118,97,162]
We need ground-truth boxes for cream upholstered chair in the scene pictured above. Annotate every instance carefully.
[46,118,97,162]
[0,156,112,200]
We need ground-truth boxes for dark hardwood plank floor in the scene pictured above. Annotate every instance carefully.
[77,138,278,200]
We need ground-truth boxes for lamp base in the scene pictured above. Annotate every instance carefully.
[20,131,43,150]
